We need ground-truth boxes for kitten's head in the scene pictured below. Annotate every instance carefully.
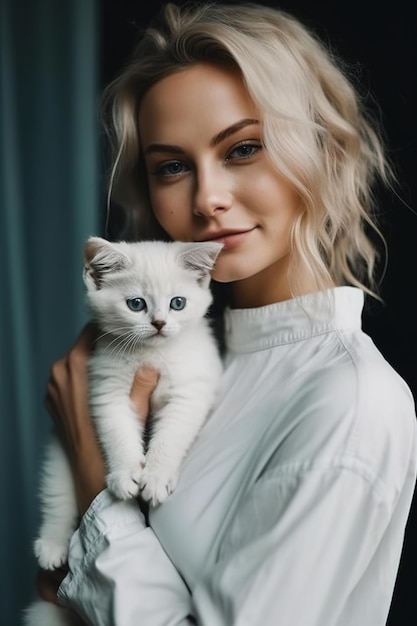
[83,237,223,344]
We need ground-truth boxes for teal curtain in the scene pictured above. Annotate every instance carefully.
[0,1,100,624]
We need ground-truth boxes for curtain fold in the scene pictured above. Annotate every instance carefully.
[0,1,99,624]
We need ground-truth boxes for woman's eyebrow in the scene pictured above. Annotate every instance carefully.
[210,118,259,147]
[143,118,260,156]
[143,143,185,156]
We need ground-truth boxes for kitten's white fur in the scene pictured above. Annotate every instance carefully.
[24,237,223,626]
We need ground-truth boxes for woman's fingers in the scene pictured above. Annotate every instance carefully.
[37,566,68,604]
[130,367,159,424]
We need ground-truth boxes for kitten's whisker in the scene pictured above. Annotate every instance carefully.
[110,330,143,361]
[107,335,132,361]
[126,329,147,354]
[125,333,138,355]
[95,330,138,357]
[114,333,135,359]
[95,327,134,346]
[103,335,130,358]
[102,331,136,361]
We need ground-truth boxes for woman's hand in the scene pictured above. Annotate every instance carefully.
[37,565,69,605]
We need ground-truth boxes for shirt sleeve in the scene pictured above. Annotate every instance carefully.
[58,462,396,626]
[57,490,194,625]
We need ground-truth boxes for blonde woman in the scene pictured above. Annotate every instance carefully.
[38,3,417,624]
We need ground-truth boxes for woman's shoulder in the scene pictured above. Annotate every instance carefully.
[333,327,415,418]
[301,327,415,441]
[272,328,417,493]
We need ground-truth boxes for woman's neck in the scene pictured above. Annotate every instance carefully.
[230,262,333,309]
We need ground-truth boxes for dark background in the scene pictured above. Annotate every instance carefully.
[99,1,416,624]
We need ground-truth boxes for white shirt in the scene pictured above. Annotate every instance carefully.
[58,287,417,626]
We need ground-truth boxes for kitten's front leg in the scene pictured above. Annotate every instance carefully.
[92,397,146,500]
[140,394,210,506]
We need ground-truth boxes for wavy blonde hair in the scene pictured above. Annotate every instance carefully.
[102,1,392,298]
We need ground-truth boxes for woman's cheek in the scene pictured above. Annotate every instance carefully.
[153,203,189,240]
[149,184,178,227]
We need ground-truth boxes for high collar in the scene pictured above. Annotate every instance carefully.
[224,287,364,353]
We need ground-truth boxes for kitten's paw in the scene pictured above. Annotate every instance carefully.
[106,467,144,500]
[139,467,179,506]
[34,537,68,570]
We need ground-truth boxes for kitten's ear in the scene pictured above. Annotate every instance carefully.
[83,236,131,290]
[177,241,224,286]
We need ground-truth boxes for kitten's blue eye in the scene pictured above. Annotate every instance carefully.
[170,297,186,311]
[126,297,147,312]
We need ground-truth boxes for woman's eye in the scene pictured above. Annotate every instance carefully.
[126,297,147,312]
[152,161,189,177]
[227,143,262,161]
[170,296,186,311]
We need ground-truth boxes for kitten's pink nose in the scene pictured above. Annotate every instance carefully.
[152,320,166,331]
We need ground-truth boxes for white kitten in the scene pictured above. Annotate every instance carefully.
[84,237,224,504]
[24,237,223,626]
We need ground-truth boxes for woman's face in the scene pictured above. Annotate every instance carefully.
[139,63,305,307]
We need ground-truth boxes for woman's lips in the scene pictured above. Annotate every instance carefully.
[199,228,255,250]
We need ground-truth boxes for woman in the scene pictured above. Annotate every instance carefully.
[40,2,417,624]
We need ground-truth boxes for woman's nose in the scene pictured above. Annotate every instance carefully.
[192,166,233,218]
